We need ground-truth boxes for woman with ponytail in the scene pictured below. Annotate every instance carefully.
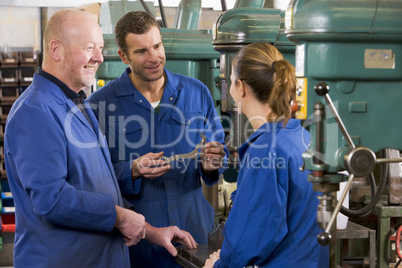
[204,42,329,268]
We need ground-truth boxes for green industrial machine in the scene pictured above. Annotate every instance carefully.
[285,0,402,267]
[212,7,295,173]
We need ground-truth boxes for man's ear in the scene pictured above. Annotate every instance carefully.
[118,49,130,65]
[49,40,62,62]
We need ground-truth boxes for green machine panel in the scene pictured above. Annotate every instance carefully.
[286,0,402,172]
[285,2,402,266]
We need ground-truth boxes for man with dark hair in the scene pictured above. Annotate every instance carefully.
[88,11,227,268]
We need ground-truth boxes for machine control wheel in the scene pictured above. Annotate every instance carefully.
[344,147,377,178]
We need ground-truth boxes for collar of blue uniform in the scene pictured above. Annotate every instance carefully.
[37,68,87,104]
[116,67,183,98]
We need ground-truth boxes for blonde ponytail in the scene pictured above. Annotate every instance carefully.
[269,59,296,125]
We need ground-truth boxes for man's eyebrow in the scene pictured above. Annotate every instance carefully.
[134,47,147,53]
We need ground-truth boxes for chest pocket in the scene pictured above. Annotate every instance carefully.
[109,117,148,154]
[169,112,205,152]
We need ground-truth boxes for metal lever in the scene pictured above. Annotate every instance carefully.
[314,82,402,245]
[317,173,355,245]
[161,133,206,164]
[314,82,357,245]
[317,83,402,166]
[315,82,356,150]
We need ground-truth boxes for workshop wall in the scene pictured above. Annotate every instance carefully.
[0,6,41,51]
[0,4,221,53]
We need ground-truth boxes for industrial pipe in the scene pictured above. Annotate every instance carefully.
[173,0,201,30]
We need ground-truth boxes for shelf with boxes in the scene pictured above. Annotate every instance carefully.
[0,49,39,238]
[1,180,15,233]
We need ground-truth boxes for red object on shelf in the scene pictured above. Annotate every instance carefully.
[1,213,15,232]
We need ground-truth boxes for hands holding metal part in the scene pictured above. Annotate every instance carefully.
[203,249,221,268]
[131,133,225,180]
[160,133,207,165]
[161,133,225,173]
[131,151,171,180]
[114,206,198,255]
[200,141,226,172]
[145,223,198,257]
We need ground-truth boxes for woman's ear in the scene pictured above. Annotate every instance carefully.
[238,79,247,98]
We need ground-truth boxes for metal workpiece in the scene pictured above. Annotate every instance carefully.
[176,244,214,268]
[176,223,224,268]
[161,133,206,164]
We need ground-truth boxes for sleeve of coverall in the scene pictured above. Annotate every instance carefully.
[7,105,117,232]
[113,161,142,195]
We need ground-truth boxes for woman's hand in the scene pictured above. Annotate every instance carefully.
[203,249,221,268]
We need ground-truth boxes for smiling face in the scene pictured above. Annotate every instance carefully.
[43,11,104,92]
[61,16,104,92]
[119,26,166,84]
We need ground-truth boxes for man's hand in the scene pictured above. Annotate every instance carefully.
[114,206,146,246]
[145,223,198,257]
[203,249,221,268]
[201,142,225,172]
[132,152,170,179]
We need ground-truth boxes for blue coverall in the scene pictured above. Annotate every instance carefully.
[4,74,130,267]
[213,119,329,268]
[88,68,227,267]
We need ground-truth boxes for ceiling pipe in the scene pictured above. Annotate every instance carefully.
[158,0,168,28]
[221,0,228,11]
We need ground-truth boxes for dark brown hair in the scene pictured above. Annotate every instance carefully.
[233,42,296,125]
[114,11,160,54]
